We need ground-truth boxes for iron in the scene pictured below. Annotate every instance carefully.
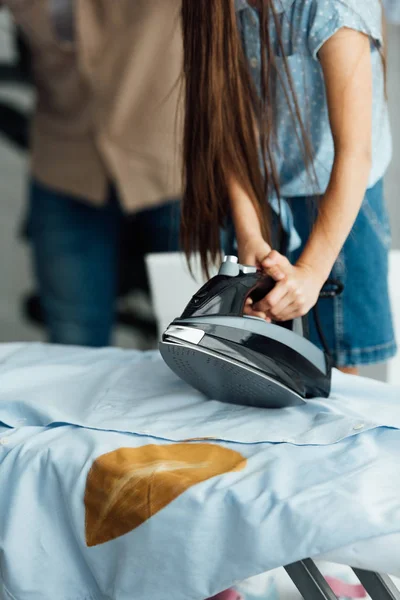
[159,256,332,409]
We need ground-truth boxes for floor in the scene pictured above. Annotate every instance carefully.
[0,13,399,380]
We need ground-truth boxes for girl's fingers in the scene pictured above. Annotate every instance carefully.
[263,265,285,281]
[255,276,296,313]
[262,278,290,308]
[266,293,293,321]
[243,304,271,322]
[273,304,302,322]
[262,250,291,271]
[262,251,292,282]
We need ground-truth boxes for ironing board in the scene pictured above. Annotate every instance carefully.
[285,561,400,600]
[1,343,400,600]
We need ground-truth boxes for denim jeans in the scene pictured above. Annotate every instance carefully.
[289,179,397,366]
[27,180,181,347]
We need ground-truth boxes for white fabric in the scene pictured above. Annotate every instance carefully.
[0,344,399,445]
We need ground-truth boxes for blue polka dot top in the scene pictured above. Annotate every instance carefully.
[235,0,391,199]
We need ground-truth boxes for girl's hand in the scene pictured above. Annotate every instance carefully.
[237,236,272,270]
[255,251,324,321]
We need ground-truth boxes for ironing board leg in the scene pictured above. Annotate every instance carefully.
[285,560,338,600]
[352,569,400,600]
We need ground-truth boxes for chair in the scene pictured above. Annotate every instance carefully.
[145,252,217,336]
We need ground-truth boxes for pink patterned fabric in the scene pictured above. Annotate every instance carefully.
[207,589,243,600]
[325,576,367,599]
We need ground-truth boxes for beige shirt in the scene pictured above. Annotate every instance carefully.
[7,0,183,211]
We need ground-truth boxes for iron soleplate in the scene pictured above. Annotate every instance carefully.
[160,340,306,409]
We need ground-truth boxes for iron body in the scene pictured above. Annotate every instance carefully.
[159,257,332,409]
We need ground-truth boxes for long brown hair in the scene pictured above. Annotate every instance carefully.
[180,0,314,276]
[180,0,387,277]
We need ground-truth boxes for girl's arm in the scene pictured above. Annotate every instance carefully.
[228,176,276,319]
[296,27,373,283]
[258,27,374,321]
[228,175,271,264]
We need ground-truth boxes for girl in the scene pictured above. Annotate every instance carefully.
[180,0,396,377]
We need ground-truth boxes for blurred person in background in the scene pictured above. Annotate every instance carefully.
[4,0,183,347]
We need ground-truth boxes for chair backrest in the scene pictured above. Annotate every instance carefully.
[145,252,217,337]
[388,250,400,385]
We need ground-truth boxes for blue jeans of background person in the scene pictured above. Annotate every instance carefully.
[27,180,181,347]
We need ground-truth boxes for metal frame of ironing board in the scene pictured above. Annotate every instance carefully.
[285,560,400,600]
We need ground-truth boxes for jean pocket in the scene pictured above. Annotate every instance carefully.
[360,181,392,250]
